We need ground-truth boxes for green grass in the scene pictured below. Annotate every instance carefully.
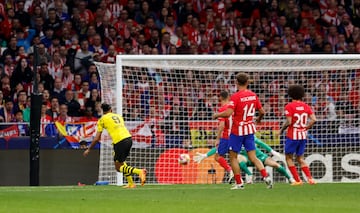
[0,183,359,213]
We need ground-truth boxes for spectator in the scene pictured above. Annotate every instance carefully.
[32,15,45,37]
[125,0,137,20]
[13,110,29,136]
[85,88,101,113]
[89,34,107,57]
[74,39,93,77]
[13,90,27,113]
[135,1,157,26]
[42,89,51,109]
[88,72,100,91]
[312,34,325,53]
[93,101,102,118]
[0,8,14,41]
[146,28,160,48]
[41,28,56,48]
[10,58,33,90]
[69,73,83,93]
[101,44,117,63]
[1,37,18,61]
[62,89,81,117]
[76,80,90,110]
[245,36,261,54]
[61,64,74,90]
[36,43,51,64]
[0,97,14,122]
[1,0,360,141]
[40,102,53,136]
[78,106,98,122]
[224,36,239,54]
[14,0,31,28]
[83,64,97,82]
[39,62,55,91]
[51,78,66,103]
[55,104,73,123]
[212,39,225,54]
[46,96,60,120]
[2,54,15,77]
[77,0,94,25]
[16,28,36,52]
[22,96,31,122]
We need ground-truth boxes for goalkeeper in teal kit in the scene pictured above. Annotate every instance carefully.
[194,137,295,184]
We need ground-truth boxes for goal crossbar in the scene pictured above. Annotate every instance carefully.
[117,54,360,71]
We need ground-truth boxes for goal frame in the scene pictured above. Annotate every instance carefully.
[97,54,360,185]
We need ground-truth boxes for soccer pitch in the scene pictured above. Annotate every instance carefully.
[0,183,359,213]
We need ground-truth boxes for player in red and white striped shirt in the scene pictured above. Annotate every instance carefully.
[279,85,317,185]
[213,73,271,190]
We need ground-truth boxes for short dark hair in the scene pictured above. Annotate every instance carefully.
[15,110,23,115]
[236,72,250,86]
[101,103,111,112]
[288,85,305,100]
[219,90,229,100]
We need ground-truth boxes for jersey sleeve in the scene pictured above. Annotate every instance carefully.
[228,95,236,110]
[284,104,292,117]
[207,147,217,157]
[254,137,272,152]
[255,95,263,109]
[97,117,104,132]
[218,104,229,122]
[218,117,226,122]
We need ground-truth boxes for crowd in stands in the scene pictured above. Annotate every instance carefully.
[0,0,360,138]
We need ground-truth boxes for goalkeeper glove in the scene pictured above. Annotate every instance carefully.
[270,150,282,158]
[193,152,207,163]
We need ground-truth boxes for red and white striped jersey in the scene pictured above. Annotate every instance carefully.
[228,89,262,136]
[40,115,53,136]
[218,102,232,139]
[285,101,314,140]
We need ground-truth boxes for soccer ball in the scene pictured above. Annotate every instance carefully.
[178,153,190,165]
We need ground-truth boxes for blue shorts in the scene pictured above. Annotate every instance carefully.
[217,138,229,156]
[285,138,307,156]
[228,134,256,153]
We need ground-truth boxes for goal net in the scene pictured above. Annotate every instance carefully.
[95,55,360,185]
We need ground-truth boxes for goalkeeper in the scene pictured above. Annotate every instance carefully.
[194,137,295,184]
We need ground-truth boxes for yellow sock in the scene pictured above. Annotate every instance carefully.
[120,164,141,175]
[125,174,134,186]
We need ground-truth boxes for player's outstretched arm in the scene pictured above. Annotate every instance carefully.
[83,131,101,157]
[254,137,281,158]
[212,108,233,119]
[194,148,217,163]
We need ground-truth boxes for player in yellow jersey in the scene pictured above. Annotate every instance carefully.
[83,103,147,188]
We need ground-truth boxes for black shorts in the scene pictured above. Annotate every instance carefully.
[113,137,133,162]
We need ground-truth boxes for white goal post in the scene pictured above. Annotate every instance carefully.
[95,54,360,185]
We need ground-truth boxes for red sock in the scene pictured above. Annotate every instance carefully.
[234,174,242,184]
[260,169,268,178]
[301,166,312,179]
[289,166,301,182]
[217,156,231,172]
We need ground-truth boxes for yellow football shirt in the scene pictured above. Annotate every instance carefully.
[97,113,131,144]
